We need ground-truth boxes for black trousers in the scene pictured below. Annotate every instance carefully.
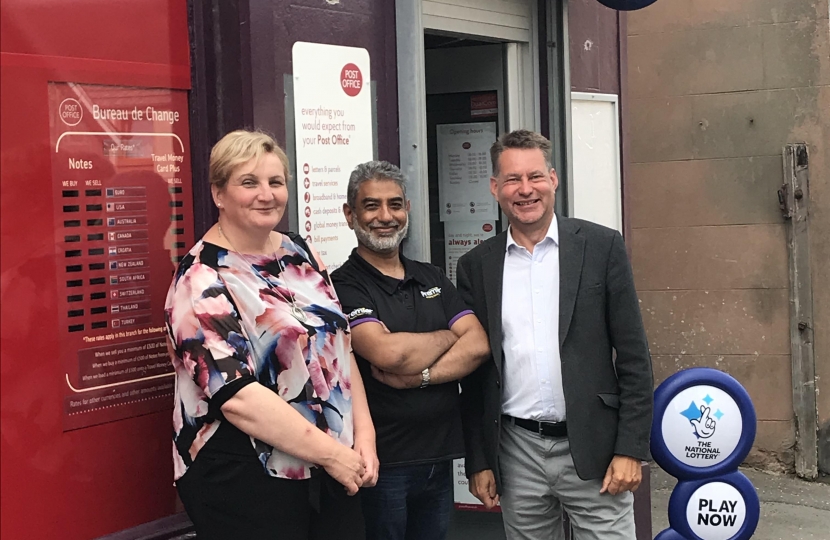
[177,455,365,540]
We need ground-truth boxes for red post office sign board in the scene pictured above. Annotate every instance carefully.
[48,82,193,431]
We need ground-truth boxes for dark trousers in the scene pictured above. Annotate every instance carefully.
[177,455,365,540]
[360,461,453,540]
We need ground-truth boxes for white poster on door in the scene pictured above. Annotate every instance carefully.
[444,221,496,285]
[437,122,499,222]
[292,42,373,271]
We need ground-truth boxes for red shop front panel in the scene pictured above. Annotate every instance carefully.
[1,2,191,539]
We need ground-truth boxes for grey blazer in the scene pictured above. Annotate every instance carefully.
[456,215,653,488]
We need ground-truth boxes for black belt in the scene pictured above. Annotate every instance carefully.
[504,415,567,437]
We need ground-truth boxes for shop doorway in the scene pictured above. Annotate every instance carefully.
[424,38,506,276]
[397,2,542,537]
[396,0,541,263]
[422,35,510,540]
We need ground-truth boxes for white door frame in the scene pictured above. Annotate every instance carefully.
[396,0,542,261]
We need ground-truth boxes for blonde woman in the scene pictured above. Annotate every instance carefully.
[165,130,378,539]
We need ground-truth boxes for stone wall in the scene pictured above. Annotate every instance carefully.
[626,0,830,473]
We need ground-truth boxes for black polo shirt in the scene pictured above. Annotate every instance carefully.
[331,249,473,467]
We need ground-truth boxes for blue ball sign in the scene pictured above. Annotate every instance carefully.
[651,368,756,479]
[651,368,760,540]
[594,0,660,11]
[670,472,760,540]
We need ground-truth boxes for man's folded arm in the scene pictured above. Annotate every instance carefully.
[349,321,457,375]
[418,314,490,384]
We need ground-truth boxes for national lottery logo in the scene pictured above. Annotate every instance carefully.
[661,385,742,467]
[683,399,720,440]
[680,395,721,440]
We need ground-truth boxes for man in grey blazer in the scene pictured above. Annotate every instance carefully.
[456,130,653,539]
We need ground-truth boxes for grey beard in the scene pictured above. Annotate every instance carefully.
[351,216,409,254]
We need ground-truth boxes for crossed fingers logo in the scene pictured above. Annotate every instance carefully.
[680,395,724,439]
[691,406,716,439]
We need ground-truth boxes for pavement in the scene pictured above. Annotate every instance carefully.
[447,464,830,539]
[650,466,830,540]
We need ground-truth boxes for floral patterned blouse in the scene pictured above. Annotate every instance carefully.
[165,235,353,481]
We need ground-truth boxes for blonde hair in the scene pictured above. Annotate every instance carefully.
[209,130,291,190]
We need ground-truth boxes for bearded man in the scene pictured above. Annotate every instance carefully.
[331,161,490,540]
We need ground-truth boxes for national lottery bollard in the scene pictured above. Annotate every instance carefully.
[651,368,761,540]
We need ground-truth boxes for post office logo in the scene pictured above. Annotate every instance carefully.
[59,98,83,126]
[661,385,743,467]
[420,287,441,299]
[347,307,373,320]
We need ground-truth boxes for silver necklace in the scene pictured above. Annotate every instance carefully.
[218,223,308,323]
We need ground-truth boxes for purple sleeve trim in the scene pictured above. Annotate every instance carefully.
[449,310,474,328]
[349,317,382,328]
